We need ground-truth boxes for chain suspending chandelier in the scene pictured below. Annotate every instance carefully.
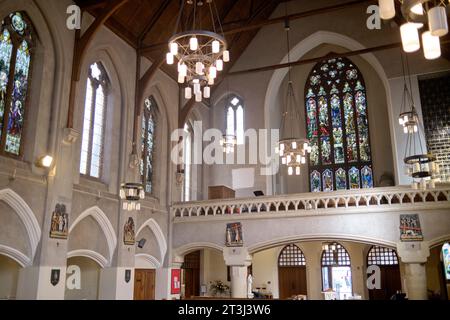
[166,0,230,102]
[275,9,311,176]
[379,0,449,59]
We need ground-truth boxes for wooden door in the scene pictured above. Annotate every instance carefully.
[368,265,401,300]
[278,267,307,299]
[183,251,201,299]
[134,269,156,300]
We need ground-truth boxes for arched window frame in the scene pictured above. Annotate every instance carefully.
[367,246,399,266]
[278,244,306,267]
[183,122,193,202]
[321,242,352,299]
[79,62,109,179]
[305,56,374,192]
[141,96,158,194]
[0,11,35,157]
[225,95,244,145]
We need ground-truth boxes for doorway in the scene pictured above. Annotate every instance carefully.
[183,251,200,299]
[367,246,401,300]
[278,245,307,299]
[134,269,156,300]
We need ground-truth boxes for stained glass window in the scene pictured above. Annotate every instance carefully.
[80,62,108,179]
[225,95,244,145]
[305,57,373,192]
[141,97,157,194]
[0,12,34,156]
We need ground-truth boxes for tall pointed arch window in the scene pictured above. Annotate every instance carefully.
[0,12,35,156]
[80,62,108,179]
[305,57,373,192]
[141,96,157,194]
[226,96,244,145]
[183,123,192,202]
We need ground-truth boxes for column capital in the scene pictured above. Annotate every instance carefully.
[396,241,430,264]
[223,247,252,267]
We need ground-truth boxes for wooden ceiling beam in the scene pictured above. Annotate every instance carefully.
[67,0,130,129]
[138,0,172,44]
[77,0,109,11]
[227,40,450,76]
[140,0,375,54]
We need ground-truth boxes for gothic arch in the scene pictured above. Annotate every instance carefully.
[135,253,161,269]
[0,244,31,267]
[0,188,41,260]
[136,218,167,263]
[69,206,117,264]
[264,31,394,195]
[67,249,108,268]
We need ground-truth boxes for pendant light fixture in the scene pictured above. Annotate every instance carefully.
[398,52,439,189]
[120,183,145,211]
[167,0,230,102]
[379,0,448,60]
[275,5,311,176]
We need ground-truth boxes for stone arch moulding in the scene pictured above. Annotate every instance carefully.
[429,235,450,249]
[135,253,161,269]
[69,206,117,265]
[0,189,41,260]
[248,234,397,255]
[67,249,108,268]
[0,244,32,267]
[136,218,167,263]
[264,30,395,195]
[174,242,224,258]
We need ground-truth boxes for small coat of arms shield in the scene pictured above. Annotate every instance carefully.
[51,269,60,287]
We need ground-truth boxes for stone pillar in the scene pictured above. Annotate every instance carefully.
[223,247,252,299]
[230,266,248,299]
[301,242,324,300]
[397,242,430,300]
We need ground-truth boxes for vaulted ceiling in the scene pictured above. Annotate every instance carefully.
[75,0,287,80]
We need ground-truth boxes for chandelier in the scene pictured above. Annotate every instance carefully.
[166,0,230,102]
[397,50,439,189]
[120,183,145,211]
[379,0,448,60]
[322,242,337,251]
[220,134,237,154]
[275,16,311,176]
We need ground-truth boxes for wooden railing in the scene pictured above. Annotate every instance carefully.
[172,186,450,219]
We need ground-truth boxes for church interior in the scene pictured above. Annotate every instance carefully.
[0,0,449,301]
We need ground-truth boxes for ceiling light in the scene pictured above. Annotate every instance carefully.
[37,155,54,168]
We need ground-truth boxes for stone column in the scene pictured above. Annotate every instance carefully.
[223,247,252,299]
[397,242,430,300]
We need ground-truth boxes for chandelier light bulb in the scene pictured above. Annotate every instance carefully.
[399,117,404,125]
[413,125,418,133]
[287,154,292,164]
[178,73,185,84]
[280,143,285,151]
[296,167,301,176]
[223,50,230,62]
[212,40,220,53]
[208,77,214,85]
[216,59,223,71]
[195,91,202,102]
[185,87,192,99]
[411,3,424,15]
[292,141,297,149]
[288,167,293,176]
[422,31,442,60]
[296,155,301,163]
[166,52,174,65]
[282,157,287,165]
[194,82,201,94]
[170,42,178,55]
[400,23,421,52]
[301,157,306,164]
[203,86,210,99]
[209,66,217,79]
[428,6,448,37]
[196,62,204,75]
[190,36,198,51]
[180,64,187,77]
[379,0,396,20]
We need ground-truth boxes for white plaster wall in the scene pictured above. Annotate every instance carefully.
[65,256,100,300]
[0,255,21,299]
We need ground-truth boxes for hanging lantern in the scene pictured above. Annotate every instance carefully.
[400,22,421,52]
[379,0,396,20]
[422,31,441,60]
[428,5,448,37]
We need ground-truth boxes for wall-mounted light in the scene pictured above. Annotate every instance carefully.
[36,155,54,168]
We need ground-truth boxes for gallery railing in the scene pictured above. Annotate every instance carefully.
[172,186,450,219]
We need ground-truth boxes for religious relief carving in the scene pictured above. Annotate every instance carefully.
[400,214,423,242]
[123,217,135,245]
[226,222,243,247]
[50,204,69,239]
